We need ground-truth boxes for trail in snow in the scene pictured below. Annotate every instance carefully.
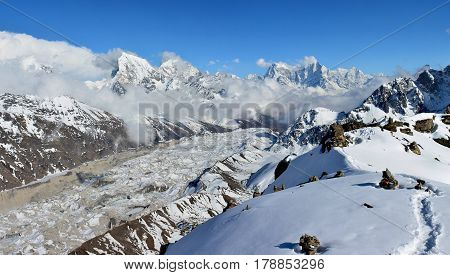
[397,189,443,255]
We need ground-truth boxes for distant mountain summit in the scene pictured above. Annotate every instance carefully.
[360,65,450,116]
[87,53,377,97]
[263,59,373,90]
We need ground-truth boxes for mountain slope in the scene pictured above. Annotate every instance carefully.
[0,93,130,190]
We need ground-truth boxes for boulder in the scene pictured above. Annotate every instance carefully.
[223,195,238,212]
[309,176,318,182]
[319,171,328,179]
[382,117,403,132]
[414,119,434,133]
[442,115,450,125]
[415,179,425,190]
[408,142,421,155]
[299,234,321,255]
[379,169,399,190]
[334,170,344,178]
[321,123,349,152]
[342,120,366,132]
[399,128,413,136]
[434,137,450,148]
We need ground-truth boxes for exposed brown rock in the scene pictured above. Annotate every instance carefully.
[342,120,366,132]
[309,176,318,182]
[321,123,349,152]
[299,234,321,255]
[399,128,413,136]
[379,169,399,190]
[434,137,450,148]
[408,142,421,155]
[414,118,434,133]
[442,115,450,125]
[223,195,238,211]
[334,170,344,178]
[253,190,261,198]
[382,117,403,132]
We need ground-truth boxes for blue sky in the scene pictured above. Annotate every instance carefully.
[1,0,449,76]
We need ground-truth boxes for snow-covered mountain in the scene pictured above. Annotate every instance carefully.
[359,66,449,116]
[87,52,233,99]
[167,101,450,255]
[264,60,374,91]
[0,93,130,191]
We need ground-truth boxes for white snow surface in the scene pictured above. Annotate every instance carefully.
[167,120,450,255]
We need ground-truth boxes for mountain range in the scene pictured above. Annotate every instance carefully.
[0,35,449,255]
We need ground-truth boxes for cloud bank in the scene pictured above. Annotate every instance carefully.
[0,31,389,143]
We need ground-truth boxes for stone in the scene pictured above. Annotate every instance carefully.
[253,191,261,198]
[442,115,450,125]
[399,128,413,136]
[434,138,450,148]
[415,179,425,190]
[379,169,399,190]
[321,123,349,152]
[382,117,402,132]
[408,142,421,155]
[334,170,344,178]
[299,234,321,255]
[309,176,318,182]
[319,171,328,179]
[414,119,434,133]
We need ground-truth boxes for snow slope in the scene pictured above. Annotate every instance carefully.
[167,114,450,255]
[167,172,450,255]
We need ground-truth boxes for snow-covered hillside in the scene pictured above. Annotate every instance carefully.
[0,93,130,190]
[166,68,450,255]
[167,171,450,255]
[167,123,450,254]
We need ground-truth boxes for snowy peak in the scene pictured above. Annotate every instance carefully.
[159,55,200,80]
[363,77,424,116]
[359,66,449,116]
[264,58,373,91]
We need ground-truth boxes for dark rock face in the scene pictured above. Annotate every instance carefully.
[379,169,399,190]
[363,78,424,115]
[299,234,321,255]
[274,156,292,180]
[442,115,450,125]
[320,123,349,152]
[414,119,434,133]
[434,137,450,148]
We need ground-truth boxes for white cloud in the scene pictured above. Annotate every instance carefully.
[0,31,391,143]
[446,28,450,34]
[0,31,112,80]
[232,58,240,64]
[300,56,318,66]
[256,58,271,68]
[208,60,217,65]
